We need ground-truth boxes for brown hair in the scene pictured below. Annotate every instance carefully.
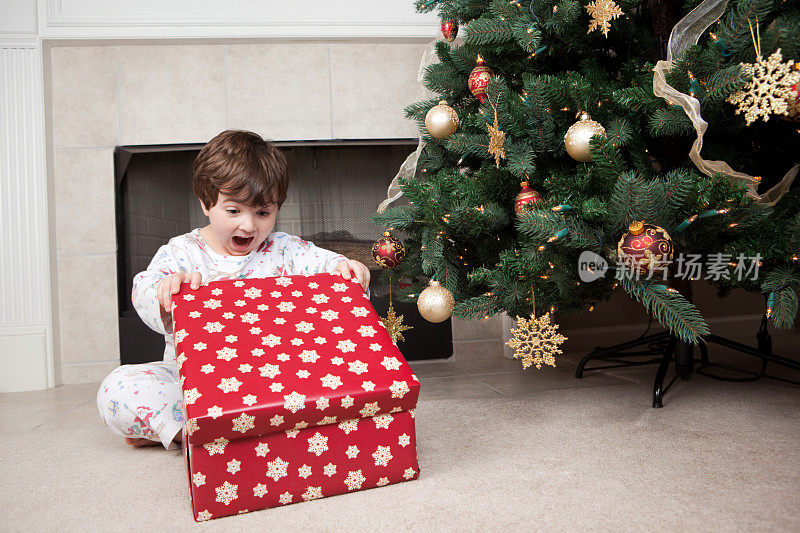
[193,130,288,209]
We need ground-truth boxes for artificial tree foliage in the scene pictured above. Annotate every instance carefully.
[376,0,800,342]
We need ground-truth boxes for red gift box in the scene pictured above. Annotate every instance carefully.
[173,274,421,520]
[184,410,419,521]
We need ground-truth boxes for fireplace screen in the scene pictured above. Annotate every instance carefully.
[115,140,452,365]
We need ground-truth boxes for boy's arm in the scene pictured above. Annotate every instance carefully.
[281,234,370,292]
[283,234,371,288]
[133,271,172,335]
[132,245,188,335]
[281,234,347,274]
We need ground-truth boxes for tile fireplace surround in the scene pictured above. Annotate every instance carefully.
[42,41,507,387]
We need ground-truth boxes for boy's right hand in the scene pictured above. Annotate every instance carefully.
[157,272,202,314]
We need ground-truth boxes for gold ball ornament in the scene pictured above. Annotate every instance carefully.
[564,112,606,162]
[417,280,455,323]
[425,100,459,139]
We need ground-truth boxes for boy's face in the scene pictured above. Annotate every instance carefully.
[201,192,278,256]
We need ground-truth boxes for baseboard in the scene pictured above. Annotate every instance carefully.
[61,360,120,385]
[0,332,50,392]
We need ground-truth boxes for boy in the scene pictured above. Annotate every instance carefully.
[97,130,371,449]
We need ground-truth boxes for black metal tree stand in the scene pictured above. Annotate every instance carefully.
[574,286,800,407]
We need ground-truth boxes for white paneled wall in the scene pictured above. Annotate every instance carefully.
[0,41,54,391]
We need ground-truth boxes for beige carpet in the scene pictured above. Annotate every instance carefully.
[3,376,800,531]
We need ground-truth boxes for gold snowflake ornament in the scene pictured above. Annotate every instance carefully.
[727,49,800,125]
[381,302,412,344]
[487,116,506,168]
[505,312,567,370]
[585,0,624,38]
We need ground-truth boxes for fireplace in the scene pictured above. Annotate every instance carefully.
[114,140,453,364]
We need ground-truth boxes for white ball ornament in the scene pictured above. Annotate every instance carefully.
[425,100,459,139]
[417,280,455,323]
[564,112,607,162]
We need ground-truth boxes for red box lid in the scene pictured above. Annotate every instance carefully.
[173,274,420,445]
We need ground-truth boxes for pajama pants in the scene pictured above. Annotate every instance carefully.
[96,361,183,449]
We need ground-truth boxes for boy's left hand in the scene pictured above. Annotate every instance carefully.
[335,260,370,293]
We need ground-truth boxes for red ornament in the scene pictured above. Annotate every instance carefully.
[468,55,494,103]
[514,181,543,216]
[617,221,674,274]
[441,19,458,42]
[372,231,406,269]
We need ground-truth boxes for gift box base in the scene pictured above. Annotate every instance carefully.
[186,410,419,521]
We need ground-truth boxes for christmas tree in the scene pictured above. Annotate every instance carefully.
[376,0,800,349]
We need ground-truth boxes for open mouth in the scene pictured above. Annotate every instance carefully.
[231,236,254,249]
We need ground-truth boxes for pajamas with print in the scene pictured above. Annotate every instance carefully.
[97,361,183,449]
[96,230,346,448]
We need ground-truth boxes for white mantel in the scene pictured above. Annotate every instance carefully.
[6,0,439,40]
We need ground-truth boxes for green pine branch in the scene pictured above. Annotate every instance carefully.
[704,64,747,103]
[613,86,664,114]
[662,169,696,217]
[465,17,514,45]
[609,171,647,231]
[644,180,671,230]
[488,0,522,20]
[543,0,581,34]
[512,20,542,53]
[590,137,627,183]
[762,266,800,292]
[648,107,694,137]
[771,289,799,329]
[564,219,604,251]
[621,278,710,344]
[424,61,471,96]
[717,0,775,63]
[437,255,464,297]
[516,208,568,240]
[373,206,416,232]
[604,118,634,148]
[454,294,502,319]
[420,227,445,276]
[445,133,492,158]
[505,141,536,177]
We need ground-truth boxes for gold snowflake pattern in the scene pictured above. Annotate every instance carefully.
[505,312,567,370]
[487,116,506,168]
[727,50,800,125]
[585,0,624,38]
[381,302,412,344]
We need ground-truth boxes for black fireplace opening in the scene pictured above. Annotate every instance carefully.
[114,140,453,365]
